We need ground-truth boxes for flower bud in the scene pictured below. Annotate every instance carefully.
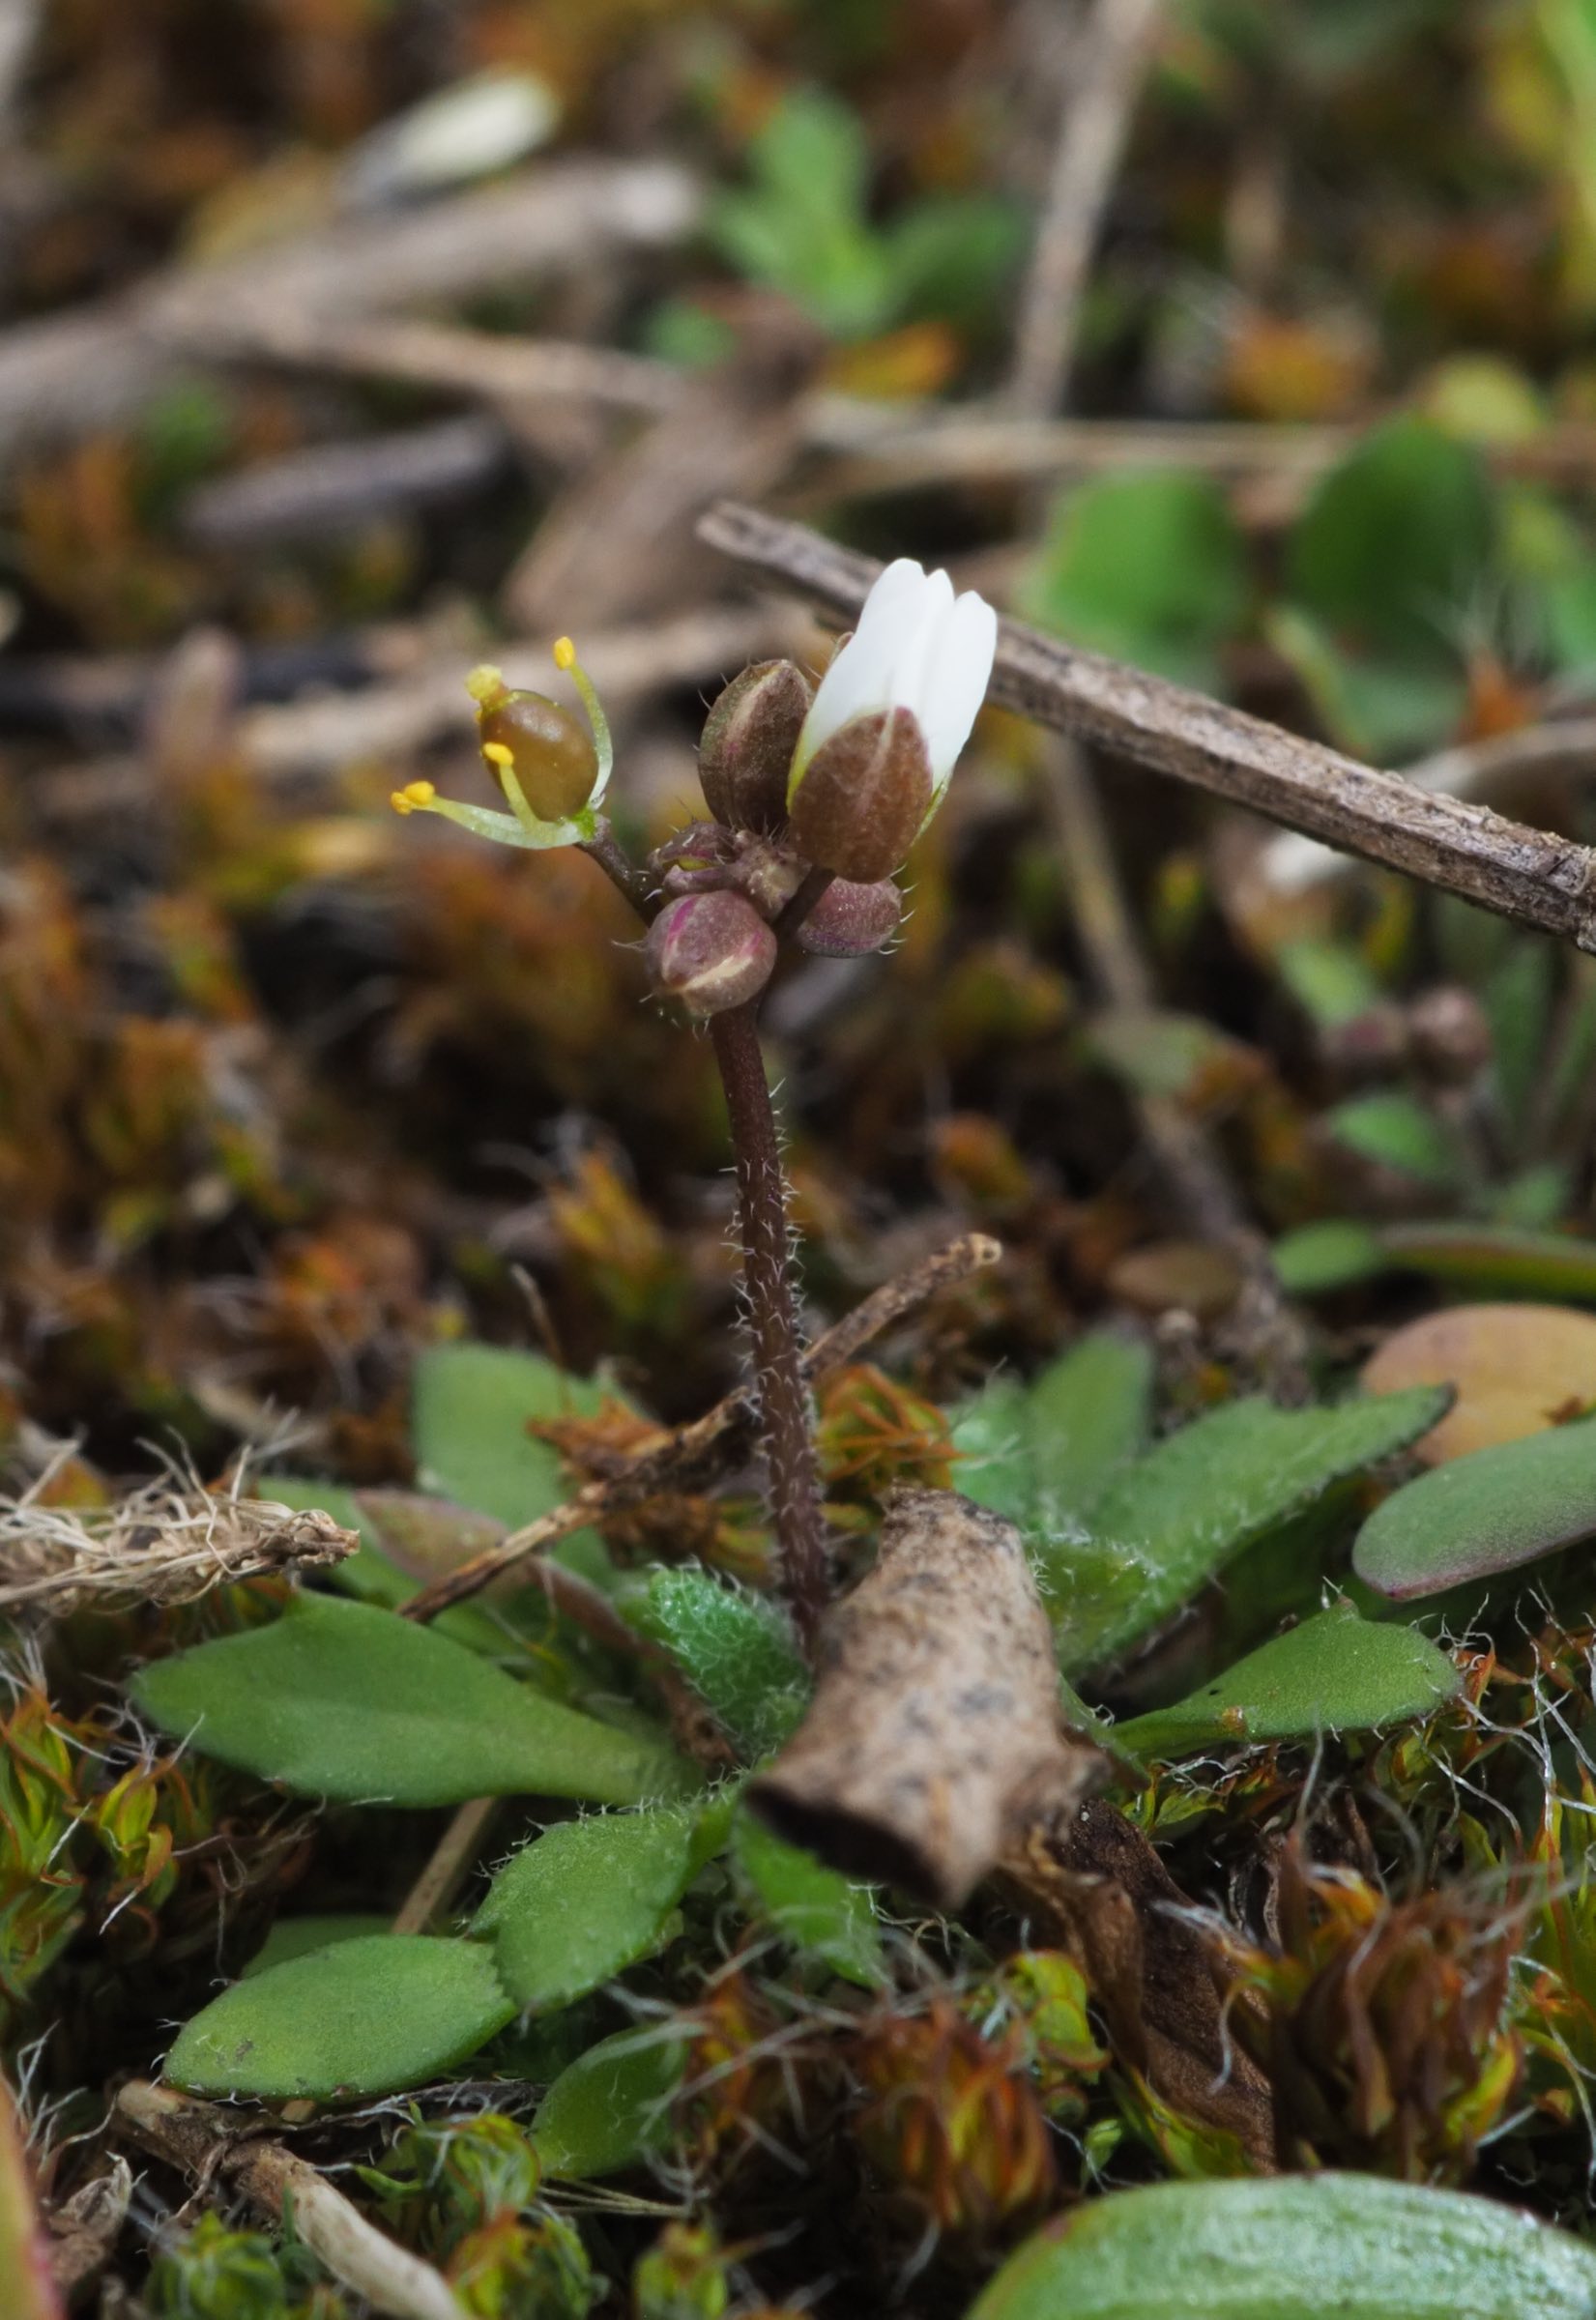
[645,891,777,1017]
[794,876,903,956]
[697,659,814,833]
[469,666,598,821]
[786,707,932,884]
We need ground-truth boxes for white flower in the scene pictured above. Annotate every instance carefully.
[789,559,998,810]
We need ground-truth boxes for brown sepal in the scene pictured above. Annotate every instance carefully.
[788,706,933,884]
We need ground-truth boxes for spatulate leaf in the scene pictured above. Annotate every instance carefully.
[1113,1603,1461,1759]
[732,1806,883,1987]
[968,2173,1596,2320]
[955,1331,1152,1538]
[1045,1386,1450,1675]
[532,2024,690,2180]
[411,1340,611,1538]
[167,1935,516,2100]
[1353,1417,1596,1599]
[1026,1330,1154,1530]
[633,1567,808,1760]
[473,1794,733,2012]
[132,1591,690,1807]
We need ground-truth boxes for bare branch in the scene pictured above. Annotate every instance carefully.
[747,1488,1107,1909]
[0,1485,354,1614]
[115,2083,464,2320]
[698,500,1596,953]
[400,1232,1001,1623]
[0,159,700,462]
[1008,0,1164,417]
[1260,713,1596,895]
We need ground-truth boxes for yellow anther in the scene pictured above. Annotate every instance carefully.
[464,663,507,707]
[552,635,576,672]
[480,740,513,769]
[391,779,436,816]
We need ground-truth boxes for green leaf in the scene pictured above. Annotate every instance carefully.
[167,1935,515,2100]
[1379,1223,1596,1301]
[1287,416,1494,660]
[1484,937,1555,1146]
[411,1341,611,1544]
[1045,1387,1450,1675]
[473,1796,732,2012]
[1544,556,1596,673]
[709,89,892,340]
[884,193,1025,329]
[1324,1091,1466,1190]
[1353,1417,1596,1600]
[1266,603,1465,760]
[532,2024,690,2180]
[1113,1603,1461,1758]
[633,1567,809,1760]
[1272,1219,1385,1294]
[1027,1331,1155,1529]
[951,1375,1034,1528]
[1288,1221,1596,1304]
[732,1806,883,1988]
[255,1473,515,1658]
[242,1914,390,1977]
[956,1333,1152,1539]
[968,2174,1596,2320]
[1492,1161,1575,1232]
[1276,937,1383,1030]
[1087,1007,1250,1104]
[1019,470,1249,692]
[132,1591,690,1807]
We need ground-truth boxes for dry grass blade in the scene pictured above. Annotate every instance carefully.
[0,1482,355,1613]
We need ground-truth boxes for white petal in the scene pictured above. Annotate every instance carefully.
[794,558,929,771]
[887,566,953,722]
[919,589,998,787]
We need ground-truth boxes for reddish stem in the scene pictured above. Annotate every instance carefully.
[709,1001,830,1652]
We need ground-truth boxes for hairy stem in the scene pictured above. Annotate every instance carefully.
[580,817,657,918]
[710,1000,829,1651]
[772,861,835,942]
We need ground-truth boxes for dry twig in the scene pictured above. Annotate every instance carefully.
[503,315,819,635]
[0,158,700,461]
[0,1483,354,1614]
[1260,713,1596,894]
[699,501,1596,952]
[400,1232,1000,1623]
[180,415,508,549]
[390,1796,503,1938]
[1007,0,1164,417]
[747,1487,1106,1908]
[115,2082,464,2320]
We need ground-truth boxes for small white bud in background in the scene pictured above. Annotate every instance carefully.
[342,72,560,209]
